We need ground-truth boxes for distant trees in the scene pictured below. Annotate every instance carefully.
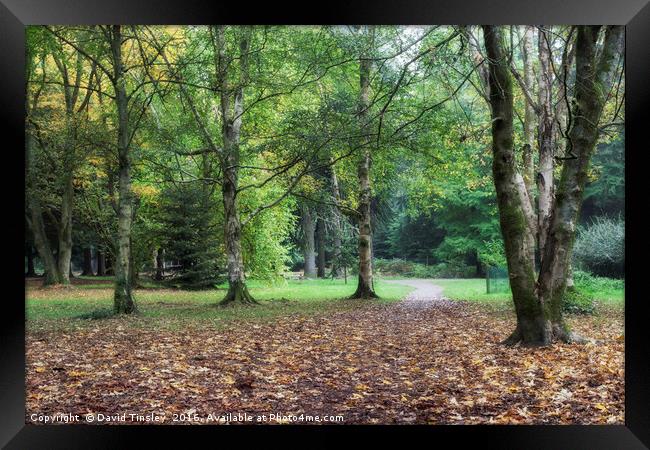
[25,27,96,286]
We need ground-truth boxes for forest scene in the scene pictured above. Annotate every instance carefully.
[25,25,625,425]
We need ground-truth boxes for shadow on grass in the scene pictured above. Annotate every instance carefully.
[74,308,116,320]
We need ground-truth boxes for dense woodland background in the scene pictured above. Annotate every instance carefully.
[25,25,624,340]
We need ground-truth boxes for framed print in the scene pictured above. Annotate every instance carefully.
[1,0,648,447]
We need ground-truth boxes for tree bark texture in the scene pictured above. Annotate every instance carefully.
[96,250,106,276]
[81,246,94,276]
[111,25,136,314]
[351,29,378,299]
[316,213,326,278]
[215,26,257,306]
[301,204,317,278]
[329,163,343,278]
[537,28,555,262]
[521,26,536,195]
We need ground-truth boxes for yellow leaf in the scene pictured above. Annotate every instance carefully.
[69,370,88,378]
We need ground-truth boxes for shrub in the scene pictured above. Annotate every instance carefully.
[562,288,596,315]
[373,258,474,278]
[573,216,624,278]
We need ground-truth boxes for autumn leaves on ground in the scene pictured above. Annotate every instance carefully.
[26,278,624,425]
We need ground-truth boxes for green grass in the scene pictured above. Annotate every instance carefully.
[26,278,413,328]
[431,279,512,308]
[76,275,114,281]
[431,277,624,306]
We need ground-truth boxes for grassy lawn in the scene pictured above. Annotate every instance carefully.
[432,277,624,306]
[26,278,413,328]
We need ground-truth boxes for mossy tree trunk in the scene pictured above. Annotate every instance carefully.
[214,26,257,306]
[351,27,378,300]
[220,162,257,306]
[537,25,624,342]
[483,25,623,346]
[111,25,136,314]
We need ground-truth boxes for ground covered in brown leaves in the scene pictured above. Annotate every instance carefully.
[26,280,624,425]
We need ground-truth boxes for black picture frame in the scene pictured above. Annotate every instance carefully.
[1,1,647,447]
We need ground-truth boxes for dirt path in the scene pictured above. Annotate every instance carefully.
[386,278,457,309]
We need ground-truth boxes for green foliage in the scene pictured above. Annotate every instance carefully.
[240,172,297,281]
[478,239,507,268]
[562,288,596,315]
[582,133,625,221]
[573,216,625,278]
[573,270,625,301]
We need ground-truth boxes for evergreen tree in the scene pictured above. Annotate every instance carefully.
[158,183,223,289]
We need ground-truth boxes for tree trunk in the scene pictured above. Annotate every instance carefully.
[96,250,106,276]
[537,26,624,341]
[214,26,256,306]
[81,246,94,276]
[220,164,256,305]
[25,244,37,277]
[485,25,623,346]
[155,248,164,280]
[129,236,138,288]
[537,28,555,262]
[111,25,136,314]
[329,164,343,278]
[316,213,326,278]
[26,116,62,285]
[484,25,551,346]
[351,31,378,299]
[301,204,317,278]
[521,26,536,195]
